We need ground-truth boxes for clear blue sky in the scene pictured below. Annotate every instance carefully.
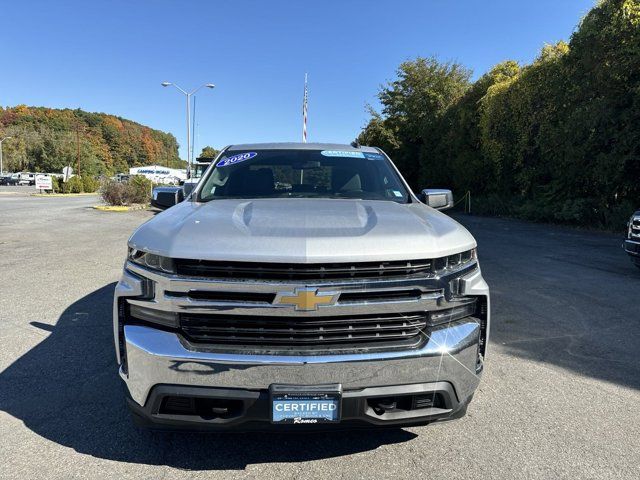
[1,0,595,160]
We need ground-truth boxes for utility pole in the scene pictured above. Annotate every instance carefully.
[76,124,81,177]
[0,136,12,175]
[302,73,308,143]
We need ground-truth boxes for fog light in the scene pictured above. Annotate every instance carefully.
[429,301,476,325]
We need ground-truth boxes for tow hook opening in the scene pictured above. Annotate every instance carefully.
[368,392,446,416]
[159,396,244,420]
[371,397,398,415]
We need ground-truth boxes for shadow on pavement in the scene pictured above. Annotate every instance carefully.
[456,214,640,391]
[0,284,416,469]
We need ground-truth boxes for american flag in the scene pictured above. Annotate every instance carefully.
[302,73,308,143]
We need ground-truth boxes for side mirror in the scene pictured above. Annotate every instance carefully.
[420,189,454,210]
[151,186,184,210]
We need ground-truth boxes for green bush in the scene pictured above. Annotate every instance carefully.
[50,176,61,192]
[471,194,519,217]
[100,175,152,206]
[62,175,84,193]
[100,180,127,205]
[127,175,153,204]
[81,175,100,193]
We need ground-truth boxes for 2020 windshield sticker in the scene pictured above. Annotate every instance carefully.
[216,151,258,167]
[320,150,365,158]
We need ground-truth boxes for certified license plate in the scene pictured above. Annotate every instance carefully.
[270,384,341,424]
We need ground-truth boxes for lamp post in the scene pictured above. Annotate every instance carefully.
[0,136,12,176]
[161,82,215,178]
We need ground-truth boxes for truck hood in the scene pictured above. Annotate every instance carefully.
[129,199,476,263]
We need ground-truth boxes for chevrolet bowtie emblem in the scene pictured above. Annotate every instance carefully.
[273,287,339,311]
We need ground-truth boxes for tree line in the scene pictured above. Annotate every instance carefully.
[358,0,640,229]
[0,105,182,176]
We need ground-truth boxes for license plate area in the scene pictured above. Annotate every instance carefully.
[270,384,342,424]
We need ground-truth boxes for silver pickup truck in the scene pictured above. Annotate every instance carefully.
[114,143,490,430]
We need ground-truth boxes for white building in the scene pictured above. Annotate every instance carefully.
[129,165,187,185]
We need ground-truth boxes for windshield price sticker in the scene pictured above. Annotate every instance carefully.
[217,151,258,167]
[320,150,365,158]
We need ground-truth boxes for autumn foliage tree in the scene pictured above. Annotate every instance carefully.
[198,146,220,159]
[0,106,182,176]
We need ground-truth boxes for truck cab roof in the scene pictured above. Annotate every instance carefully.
[225,142,380,154]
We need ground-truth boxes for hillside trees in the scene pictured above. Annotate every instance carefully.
[0,106,181,176]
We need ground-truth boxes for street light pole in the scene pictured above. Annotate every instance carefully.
[161,82,215,179]
[0,136,12,176]
[186,93,191,171]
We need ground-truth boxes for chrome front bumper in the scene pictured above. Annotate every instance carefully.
[122,320,482,406]
[114,263,490,409]
[624,238,640,256]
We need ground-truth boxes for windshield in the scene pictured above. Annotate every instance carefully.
[197,149,409,203]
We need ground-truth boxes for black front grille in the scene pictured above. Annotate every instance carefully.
[338,289,423,303]
[166,288,426,304]
[166,290,276,303]
[174,259,433,280]
[180,312,428,351]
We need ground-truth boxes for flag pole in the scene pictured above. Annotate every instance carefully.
[302,73,308,143]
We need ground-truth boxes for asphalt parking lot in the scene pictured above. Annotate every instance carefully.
[1,190,638,479]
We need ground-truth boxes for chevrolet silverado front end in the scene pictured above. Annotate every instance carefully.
[114,143,490,430]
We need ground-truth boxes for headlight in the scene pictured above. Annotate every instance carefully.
[128,248,175,274]
[629,214,640,239]
[433,248,477,274]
